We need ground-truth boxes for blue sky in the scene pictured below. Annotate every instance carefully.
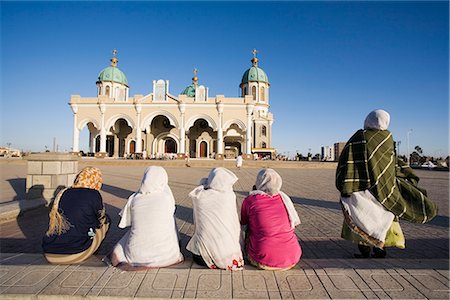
[1,1,448,157]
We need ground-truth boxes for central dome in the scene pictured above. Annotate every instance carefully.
[241,66,269,84]
[181,84,196,97]
[98,66,128,86]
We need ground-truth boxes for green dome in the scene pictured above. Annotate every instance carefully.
[98,66,128,86]
[181,84,196,97]
[241,66,269,84]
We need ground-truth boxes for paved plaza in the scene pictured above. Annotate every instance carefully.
[0,159,449,299]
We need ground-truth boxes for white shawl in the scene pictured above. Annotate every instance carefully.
[112,166,183,267]
[252,168,301,229]
[341,190,394,243]
[186,167,244,270]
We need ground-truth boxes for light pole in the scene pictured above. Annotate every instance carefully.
[407,129,413,165]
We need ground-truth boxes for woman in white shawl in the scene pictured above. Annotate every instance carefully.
[187,167,244,270]
[109,166,183,270]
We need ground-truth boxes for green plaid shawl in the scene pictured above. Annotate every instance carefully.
[336,129,437,224]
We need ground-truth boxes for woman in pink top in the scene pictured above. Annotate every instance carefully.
[241,168,302,270]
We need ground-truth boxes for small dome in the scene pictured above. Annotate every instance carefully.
[97,66,128,86]
[241,66,269,84]
[181,84,196,97]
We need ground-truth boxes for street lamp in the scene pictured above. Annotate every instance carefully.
[406,129,413,166]
[396,141,401,158]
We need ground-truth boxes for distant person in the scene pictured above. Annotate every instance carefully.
[108,166,183,270]
[142,149,147,160]
[336,109,438,258]
[187,167,244,270]
[42,167,110,264]
[185,152,191,167]
[241,168,302,270]
[236,154,243,170]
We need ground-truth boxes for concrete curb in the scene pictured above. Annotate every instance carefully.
[0,199,47,223]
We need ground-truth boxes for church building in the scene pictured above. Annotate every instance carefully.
[69,50,275,159]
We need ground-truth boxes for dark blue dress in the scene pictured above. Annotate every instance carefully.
[42,188,104,254]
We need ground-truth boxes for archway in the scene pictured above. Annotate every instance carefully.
[109,118,132,158]
[199,141,208,158]
[165,138,177,153]
[187,118,215,158]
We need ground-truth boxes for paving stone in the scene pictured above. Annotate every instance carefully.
[0,160,448,299]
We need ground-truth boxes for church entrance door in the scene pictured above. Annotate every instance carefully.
[165,138,177,153]
[199,141,207,158]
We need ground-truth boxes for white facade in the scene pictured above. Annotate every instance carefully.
[321,145,335,161]
[70,52,275,159]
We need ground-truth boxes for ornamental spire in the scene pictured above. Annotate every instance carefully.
[110,49,118,67]
[251,48,259,67]
[192,67,199,85]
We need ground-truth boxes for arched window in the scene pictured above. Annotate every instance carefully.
[252,86,256,100]
[98,86,102,95]
[262,142,267,148]
[243,87,247,97]
[260,86,265,101]
[261,125,267,136]
[105,86,110,97]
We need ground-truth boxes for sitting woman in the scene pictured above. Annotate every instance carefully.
[187,167,244,270]
[43,167,110,264]
[109,166,183,270]
[241,168,302,270]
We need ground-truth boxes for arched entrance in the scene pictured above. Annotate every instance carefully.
[130,141,136,154]
[199,141,208,158]
[187,118,216,158]
[165,138,177,153]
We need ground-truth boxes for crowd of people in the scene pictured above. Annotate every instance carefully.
[42,109,437,270]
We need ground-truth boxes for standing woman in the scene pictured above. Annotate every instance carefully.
[109,166,183,270]
[336,109,437,258]
[43,167,109,264]
[187,167,244,270]
[241,168,301,270]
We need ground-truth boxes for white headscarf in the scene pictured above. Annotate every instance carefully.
[364,109,390,130]
[187,167,244,270]
[113,166,183,267]
[250,168,301,229]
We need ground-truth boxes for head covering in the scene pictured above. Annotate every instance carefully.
[364,109,390,130]
[114,166,183,266]
[187,167,244,270]
[72,167,103,191]
[119,166,172,228]
[203,167,238,191]
[256,168,282,195]
[137,166,168,194]
[251,168,301,229]
[47,167,103,236]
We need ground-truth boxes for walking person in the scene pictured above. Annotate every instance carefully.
[236,153,243,170]
[336,109,438,258]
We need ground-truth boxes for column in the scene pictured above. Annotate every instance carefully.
[246,104,254,155]
[99,104,107,153]
[268,120,273,148]
[179,103,186,154]
[135,104,142,154]
[217,103,224,154]
[71,104,79,152]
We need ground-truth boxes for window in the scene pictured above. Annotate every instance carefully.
[260,86,265,101]
[243,87,247,97]
[262,142,267,148]
[105,86,110,97]
[261,125,267,136]
[252,86,256,100]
